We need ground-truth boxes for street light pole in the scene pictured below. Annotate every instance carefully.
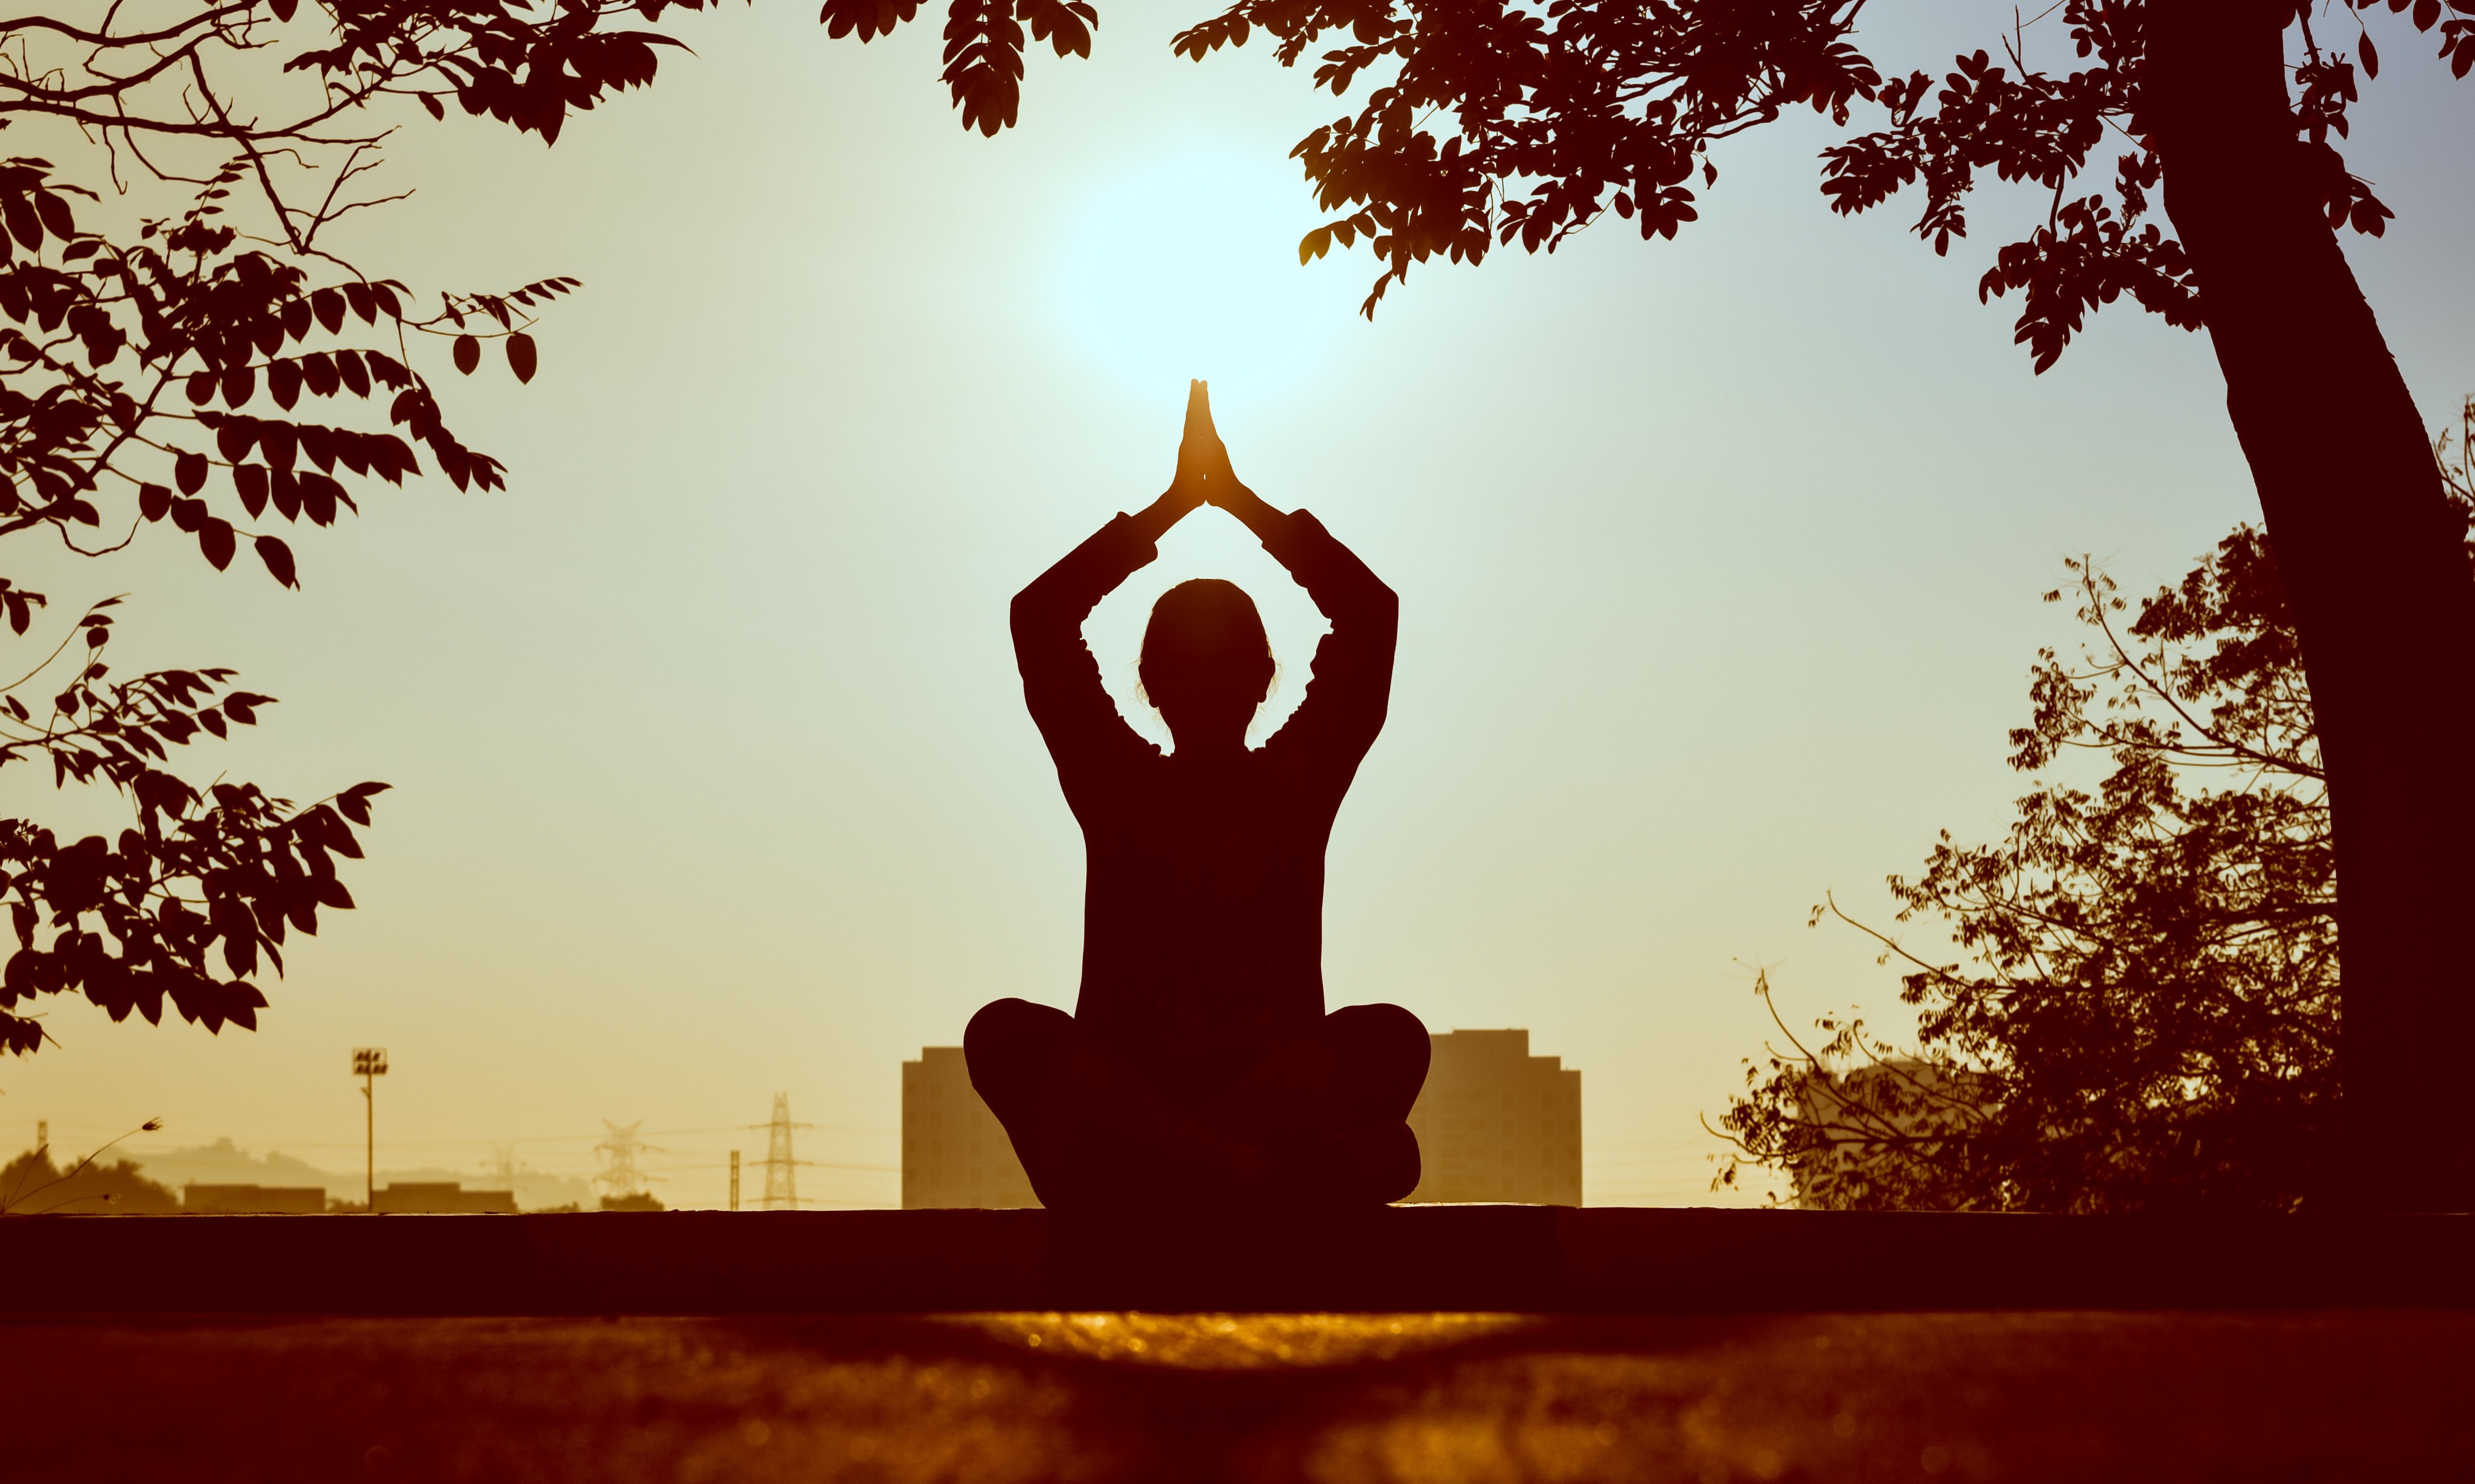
[352,1048,388,1210]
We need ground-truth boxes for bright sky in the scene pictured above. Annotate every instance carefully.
[7,5,2471,1208]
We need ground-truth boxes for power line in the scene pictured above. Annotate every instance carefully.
[638,1159,895,1175]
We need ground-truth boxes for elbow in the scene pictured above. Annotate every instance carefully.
[1324,580,1398,644]
[1009,586,1048,643]
[1367,581,1400,635]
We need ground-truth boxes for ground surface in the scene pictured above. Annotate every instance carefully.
[11,1310,2470,1482]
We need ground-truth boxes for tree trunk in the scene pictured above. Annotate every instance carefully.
[2148,0,2475,1210]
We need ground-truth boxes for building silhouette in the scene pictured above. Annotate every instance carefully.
[902,1027,1580,1207]
[183,1183,323,1214]
[903,1046,1039,1209]
[371,1181,517,1214]
[1402,1029,1582,1205]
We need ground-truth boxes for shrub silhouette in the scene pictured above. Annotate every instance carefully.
[1717,399,2475,1212]
[1,1141,181,1215]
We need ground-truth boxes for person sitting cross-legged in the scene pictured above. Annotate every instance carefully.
[966,381,1429,1209]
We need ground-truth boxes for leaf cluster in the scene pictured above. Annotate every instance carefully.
[1131,0,2470,358]
[0,593,391,1052]
[1165,0,1878,315]
[0,156,567,585]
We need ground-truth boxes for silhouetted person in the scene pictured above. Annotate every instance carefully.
[968,383,1429,1209]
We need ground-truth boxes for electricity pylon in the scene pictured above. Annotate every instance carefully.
[593,1120,659,1202]
[759,1093,813,1210]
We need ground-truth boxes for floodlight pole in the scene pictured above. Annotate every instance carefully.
[352,1048,388,1210]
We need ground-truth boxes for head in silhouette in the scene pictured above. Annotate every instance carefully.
[1140,579,1274,755]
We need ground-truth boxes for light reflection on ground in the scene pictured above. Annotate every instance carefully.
[946,1311,1539,1368]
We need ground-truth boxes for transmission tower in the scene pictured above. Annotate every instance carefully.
[759,1093,812,1210]
[593,1120,657,1201]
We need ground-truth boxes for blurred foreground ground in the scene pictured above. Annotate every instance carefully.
[8,1310,2469,1482]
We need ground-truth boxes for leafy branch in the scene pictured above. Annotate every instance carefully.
[0,1,661,1058]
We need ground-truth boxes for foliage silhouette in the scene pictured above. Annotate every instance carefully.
[0,1119,176,1213]
[1713,399,2475,1212]
[0,1,709,1055]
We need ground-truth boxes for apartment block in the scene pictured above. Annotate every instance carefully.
[1403,1028,1582,1205]
[902,1046,1040,1209]
[900,1026,1581,1208]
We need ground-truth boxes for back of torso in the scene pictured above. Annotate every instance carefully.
[1074,750,1339,1090]
[1010,506,1399,1100]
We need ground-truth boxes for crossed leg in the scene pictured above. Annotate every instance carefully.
[964,998,1430,1209]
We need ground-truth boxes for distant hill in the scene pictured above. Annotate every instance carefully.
[117,1137,341,1199]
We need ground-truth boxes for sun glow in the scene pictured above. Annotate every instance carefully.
[1054,148,1364,395]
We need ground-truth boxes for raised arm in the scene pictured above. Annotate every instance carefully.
[1253,508,1400,771]
[1188,385,1400,771]
[1011,388,1216,791]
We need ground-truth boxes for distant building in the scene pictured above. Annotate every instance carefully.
[900,1027,1582,1208]
[902,1046,1040,1209]
[183,1183,324,1214]
[1788,1057,1994,1209]
[1403,1029,1582,1205]
[371,1181,517,1214]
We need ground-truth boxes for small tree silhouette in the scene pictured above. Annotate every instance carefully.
[1715,399,2475,1212]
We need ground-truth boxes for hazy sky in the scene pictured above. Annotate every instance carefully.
[8,4,2471,1207]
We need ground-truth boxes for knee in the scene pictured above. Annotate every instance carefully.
[1323,1003,1430,1122]
[1370,1122,1423,1204]
[965,998,1074,1103]
[1329,1003,1431,1079]
[1310,1121,1421,1206]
